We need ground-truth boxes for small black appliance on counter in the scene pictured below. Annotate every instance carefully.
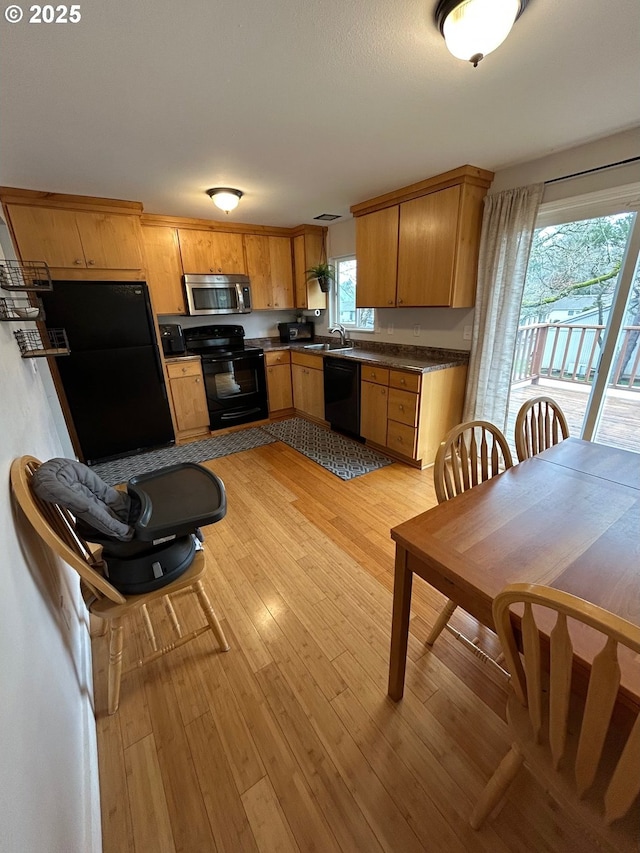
[159,323,186,356]
[278,321,314,343]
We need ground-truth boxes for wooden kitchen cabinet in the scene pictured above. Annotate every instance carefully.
[360,363,467,468]
[6,204,143,272]
[245,235,294,310]
[166,359,210,441]
[178,228,246,274]
[292,229,327,310]
[360,380,388,445]
[291,352,324,421]
[265,350,293,412]
[353,165,493,309]
[396,186,460,307]
[355,207,399,308]
[142,225,186,314]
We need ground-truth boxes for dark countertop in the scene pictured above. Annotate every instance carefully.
[252,338,469,375]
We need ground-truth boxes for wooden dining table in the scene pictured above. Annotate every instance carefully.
[388,438,640,707]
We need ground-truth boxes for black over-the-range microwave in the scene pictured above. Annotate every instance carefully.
[183,274,252,316]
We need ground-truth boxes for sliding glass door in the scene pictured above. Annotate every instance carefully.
[507,188,640,453]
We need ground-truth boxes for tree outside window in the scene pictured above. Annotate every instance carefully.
[332,256,374,331]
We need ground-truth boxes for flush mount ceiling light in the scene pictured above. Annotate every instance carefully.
[435,0,529,67]
[206,187,243,213]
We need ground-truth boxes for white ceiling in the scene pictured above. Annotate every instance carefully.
[2,0,640,227]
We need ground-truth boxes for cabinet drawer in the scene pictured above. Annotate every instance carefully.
[387,388,419,427]
[361,365,389,386]
[266,349,291,366]
[387,421,417,457]
[167,360,201,379]
[389,370,420,393]
[291,351,323,370]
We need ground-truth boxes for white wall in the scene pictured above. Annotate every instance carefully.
[0,315,100,848]
[490,126,640,200]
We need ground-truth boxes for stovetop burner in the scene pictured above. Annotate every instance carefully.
[183,323,262,359]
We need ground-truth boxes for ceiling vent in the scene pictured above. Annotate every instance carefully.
[313,213,341,221]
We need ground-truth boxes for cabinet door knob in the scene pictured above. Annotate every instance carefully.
[88,259,95,266]
[74,259,83,265]
[400,378,406,385]
[195,378,200,383]
[398,298,404,304]
[388,299,393,305]
[182,367,187,373]
[399,405,404,412]
[210,268,215,273]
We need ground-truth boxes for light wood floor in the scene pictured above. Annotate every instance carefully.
[94,442,604,853]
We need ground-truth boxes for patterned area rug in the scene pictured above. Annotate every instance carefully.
[263,417,393,481]
[90,427,277,485]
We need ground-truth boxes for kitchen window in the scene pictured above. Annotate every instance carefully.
[331,255,375,332]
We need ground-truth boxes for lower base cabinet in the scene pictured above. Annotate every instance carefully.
[166,359,210,441]
[266,350,293,413]
[361,364,467,468]
[291,352,324,421]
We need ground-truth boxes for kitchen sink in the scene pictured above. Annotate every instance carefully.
[303,343,353,351]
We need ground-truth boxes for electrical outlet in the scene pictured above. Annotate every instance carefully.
[463,325,473,341]
[413,324,420,337]
[387,323,394,335]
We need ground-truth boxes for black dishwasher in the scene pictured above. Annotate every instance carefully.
[324,357,361,437]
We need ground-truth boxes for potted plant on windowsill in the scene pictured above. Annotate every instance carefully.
[305,262,335,293]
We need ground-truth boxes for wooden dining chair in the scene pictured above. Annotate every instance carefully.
[428,421,514,660]
[470,583,640,850]
[514,395,569,462]
[11,456,230,715]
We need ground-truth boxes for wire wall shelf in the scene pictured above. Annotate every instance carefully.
[0,296,45,322]
[0,259,53,291]
[14,328,70,358]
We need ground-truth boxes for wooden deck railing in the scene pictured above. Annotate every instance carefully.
[513,323,640,390]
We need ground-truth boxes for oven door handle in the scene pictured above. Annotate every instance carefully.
[202,353,263,365]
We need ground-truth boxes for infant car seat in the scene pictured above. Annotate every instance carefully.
[31,459,226,595]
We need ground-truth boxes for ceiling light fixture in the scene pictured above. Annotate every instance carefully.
[206,187,243,213]
[435,0,529,67]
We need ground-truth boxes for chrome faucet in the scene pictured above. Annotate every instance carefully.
[329,324,350,347]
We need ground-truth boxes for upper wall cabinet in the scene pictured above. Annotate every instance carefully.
[178,229,246,274]
[351,165,494,309]
[244,235,294,310]
[141,225,186,315]
[292,228,326,310]
[6,203,144,274]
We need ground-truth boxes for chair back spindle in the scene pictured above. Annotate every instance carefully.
[515,396,569,462]
[434,420,514,504]
[492,584,640,826]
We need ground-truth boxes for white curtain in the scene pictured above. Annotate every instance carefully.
[463,183,544,430]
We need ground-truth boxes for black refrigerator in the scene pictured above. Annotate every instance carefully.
[42,281,174,463]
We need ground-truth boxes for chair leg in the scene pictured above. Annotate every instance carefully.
[470,745,524,830]
[426,599,457,646]
[164,595,183,639]
[194,580,230,652]
[107,618,124,716]
[140,603,158,651]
